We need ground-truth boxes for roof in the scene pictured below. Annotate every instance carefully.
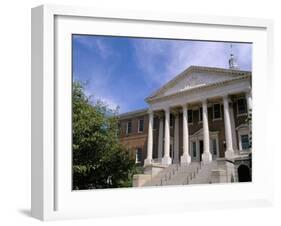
[118,108,148,119]
[145,65,251,102]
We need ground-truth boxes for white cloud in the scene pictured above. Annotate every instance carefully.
[74,35,112,59]
[132,39,252,88]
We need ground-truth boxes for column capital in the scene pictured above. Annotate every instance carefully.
[222,95,230,101]
[147,109,154,114]
[163,106,170,113]
[171,108,180,116]
[202,99,208,105]
[245,91,252,98]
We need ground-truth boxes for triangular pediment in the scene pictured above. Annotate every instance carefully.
[146,66,251,101]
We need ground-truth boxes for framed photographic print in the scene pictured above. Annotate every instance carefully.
[31,4,274,221]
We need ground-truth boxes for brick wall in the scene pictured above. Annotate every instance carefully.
[119,98,248,165]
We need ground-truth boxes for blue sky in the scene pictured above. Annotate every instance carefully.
[73,35,252,113]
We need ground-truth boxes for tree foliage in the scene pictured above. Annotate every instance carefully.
[72,81,136,189]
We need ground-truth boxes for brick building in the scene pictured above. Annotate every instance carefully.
[118,56,252,185]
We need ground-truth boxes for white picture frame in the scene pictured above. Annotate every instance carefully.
[31,4,274,221]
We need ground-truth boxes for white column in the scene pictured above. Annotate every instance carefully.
[246,92,252,113]
[162,107,172,165]
[157,116,163,160]
[201,99,212,163]
[173,113,179,163]
[144,110,153,166]
[229,103,238,152]
[223,96,234,159]
[181,105,191,165]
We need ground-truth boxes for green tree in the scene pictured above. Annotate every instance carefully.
[72,81,136,189]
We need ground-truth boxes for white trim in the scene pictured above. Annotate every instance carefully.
[137,118,144,133]
[135,148,142,164]
[212,103,222,121]
[31,4,273,221]
[236,97,248,116]
[126,120,132,135]
[237,124,251,151]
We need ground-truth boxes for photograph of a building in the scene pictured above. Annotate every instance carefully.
[72,35,252,189]
[119,64,252,187]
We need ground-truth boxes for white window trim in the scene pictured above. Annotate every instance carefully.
[137,119,144,133]
[236,98,248,117]
[211,137,219,159]
[126,121,132,135]
[212,103,222,121]
[236,124,250,151]
[135,148,142,164]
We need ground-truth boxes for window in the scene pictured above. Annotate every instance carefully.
[135,148,142,164]
[170,115,174,127]
[188,109,193,124]
[241,134,250,150]
[213,104,221,119]
[237,98,247,115]
[198,107,203,122]
[126,121,132,134]
[138,119,144,133]
[237,125,251,151]
[192,142,196,157]
[153,118,157,130]
[212,139,217,156]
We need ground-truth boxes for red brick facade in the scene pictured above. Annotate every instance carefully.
[119,95,248,165]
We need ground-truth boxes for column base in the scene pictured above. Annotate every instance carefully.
[180,154,191,165]
[202,152,212,164]
[225,149,235,159]
[173,157,179,164]
[144,158,152,166]
[161,156,172,165]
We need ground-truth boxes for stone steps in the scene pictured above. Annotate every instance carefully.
[189,162,217,184]
[143,161,218,187]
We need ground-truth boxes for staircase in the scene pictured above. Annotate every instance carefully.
[143,161,218,187]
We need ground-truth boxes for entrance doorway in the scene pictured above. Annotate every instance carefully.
[238,165,251,182]
[199,140,204,161]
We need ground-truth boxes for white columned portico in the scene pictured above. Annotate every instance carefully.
[181,104,191,165]
[173,113,179,163]
[144,110,153,166]
[201,99,212,163]
[223,96,234,159]
[162,107,172,165]
[157,116,163,160]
